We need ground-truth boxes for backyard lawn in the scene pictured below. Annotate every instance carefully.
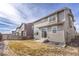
[6,40,79,56]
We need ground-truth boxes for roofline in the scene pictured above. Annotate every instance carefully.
[33,7,71,23]
[16,22,33,29]
[38,21,64,28]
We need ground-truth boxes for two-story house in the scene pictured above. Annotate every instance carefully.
[33,7,76,46]
[15,23,33,39]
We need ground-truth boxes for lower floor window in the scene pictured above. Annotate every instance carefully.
[34,32,38,35]
[36,32,38,35]
[52,28,56,33]
[52,27,57,33]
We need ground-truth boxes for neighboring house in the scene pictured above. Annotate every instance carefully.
[2,34,9,40]
[33,7,76,46]
[12,31,16,35]
[15,23,33,39]
[16,27,20,36]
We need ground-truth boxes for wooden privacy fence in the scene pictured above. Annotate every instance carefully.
[2,34,22,40]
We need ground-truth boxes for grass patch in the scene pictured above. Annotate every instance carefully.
[8,40,78,56]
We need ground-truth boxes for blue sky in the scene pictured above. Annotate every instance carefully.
[0,3,79,34]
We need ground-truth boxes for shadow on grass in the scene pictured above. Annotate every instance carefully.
[68,36,79,47]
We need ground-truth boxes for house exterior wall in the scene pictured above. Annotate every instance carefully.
[34,14,58,28]
[63,8,76,43]
[12,31,16,35]
[33,10,65,43]
[48,30,65,43]
[33,7,76,45]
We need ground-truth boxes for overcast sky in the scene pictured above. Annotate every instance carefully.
[0,3,79,34]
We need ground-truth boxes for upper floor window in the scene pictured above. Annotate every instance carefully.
[58,11,64,21]
[49,15,56,22]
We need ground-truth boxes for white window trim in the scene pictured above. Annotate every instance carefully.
[51,26,57,33]
[48,15,56,22]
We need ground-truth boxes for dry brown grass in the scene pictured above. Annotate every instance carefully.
[8,40,79,56]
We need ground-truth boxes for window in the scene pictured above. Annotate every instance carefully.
[24,32,27,36]
[49,15,56,22]
[21,31,23,36]
[16,32,19,36]
[51,27,57,33]
[36,32,38,35]
[52,28,56,33]
[34,32,38,35]
[58,11,64,21]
